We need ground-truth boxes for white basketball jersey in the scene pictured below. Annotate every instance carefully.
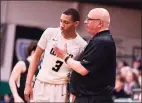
[37,28,87,84]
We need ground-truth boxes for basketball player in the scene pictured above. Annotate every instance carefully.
[9,41,39,102]
[24,8,87,102]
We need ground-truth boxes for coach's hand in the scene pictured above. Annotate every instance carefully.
[53,43,67,59]
[24,83,33,102]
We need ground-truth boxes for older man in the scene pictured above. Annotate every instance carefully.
[54,8,116,103]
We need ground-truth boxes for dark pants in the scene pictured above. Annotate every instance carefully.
[74,95,114,103]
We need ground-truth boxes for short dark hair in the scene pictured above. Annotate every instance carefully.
[63,8,80,21]
[116,75,125,83]
[27,41,37,57]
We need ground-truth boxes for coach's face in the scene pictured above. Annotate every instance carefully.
[60,14,78,33]
[84,10,102,35]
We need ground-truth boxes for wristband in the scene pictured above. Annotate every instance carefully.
[64,55,70,63]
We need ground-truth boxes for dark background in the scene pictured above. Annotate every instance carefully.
[12,25,44,69]
[71,0,141,9]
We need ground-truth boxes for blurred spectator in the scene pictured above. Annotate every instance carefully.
[132,57,142,76]
[138,93,141,102]
[1,94,11,103]
[120,66,131,78]
[116,60,128,75]
[9,41,39,102]
[4,94,11,103]
[138,63,142,87]
[124,70,140,95]
[113,75,130,99]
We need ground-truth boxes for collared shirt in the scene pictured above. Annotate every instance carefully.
[70,30,116,96]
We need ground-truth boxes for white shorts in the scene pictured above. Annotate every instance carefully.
[31,79,68,102]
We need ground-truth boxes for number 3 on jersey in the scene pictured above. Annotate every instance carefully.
[52,60,63,72]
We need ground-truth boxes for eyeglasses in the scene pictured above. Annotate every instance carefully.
[85,17,101,22]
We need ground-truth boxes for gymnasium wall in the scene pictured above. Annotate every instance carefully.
[1,1,141,81]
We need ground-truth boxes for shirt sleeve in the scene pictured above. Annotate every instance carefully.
[38,28,53,50]
[80,42,107,72]
[75,41,87,60]
[80,41,87,54]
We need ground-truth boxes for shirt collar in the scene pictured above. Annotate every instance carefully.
[92,30,110,39]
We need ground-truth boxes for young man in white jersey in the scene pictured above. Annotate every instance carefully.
[24,8,87,102]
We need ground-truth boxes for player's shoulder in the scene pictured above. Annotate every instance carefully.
[16,61,26,66]
[14,61,27,73]
[44,27,60,34]
[42,27,60,39]
[76,34,87,47]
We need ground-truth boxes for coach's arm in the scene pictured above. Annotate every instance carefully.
[65,58,89,76]
[53,46,89,76]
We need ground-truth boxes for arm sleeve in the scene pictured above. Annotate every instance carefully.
[80,42,107,72]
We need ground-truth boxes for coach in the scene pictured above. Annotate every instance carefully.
[54,8,116,103]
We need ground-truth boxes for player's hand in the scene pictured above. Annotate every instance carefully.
[69,93,76,103]
[24,83,33,102]
[14,95,24,102]
[53,43,67,59]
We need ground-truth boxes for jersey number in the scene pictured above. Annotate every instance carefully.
[52,60,63,72]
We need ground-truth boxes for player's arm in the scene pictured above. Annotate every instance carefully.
[9,61,26,101]
[24,28,50,101]
[26,28,50,84]
[26,46,44,85]
[26,28,53,83]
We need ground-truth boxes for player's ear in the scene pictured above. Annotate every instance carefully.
[74,21,79,27]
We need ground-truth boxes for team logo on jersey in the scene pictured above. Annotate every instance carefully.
[50,48,56,56]
[50,48,73,58]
